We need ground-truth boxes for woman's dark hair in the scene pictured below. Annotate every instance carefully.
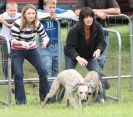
[78,7,95,29]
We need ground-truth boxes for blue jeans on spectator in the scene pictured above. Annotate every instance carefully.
[38,43,59,78]
[65,55,103,76]
[98,35,109,69]
[11,49,49,105]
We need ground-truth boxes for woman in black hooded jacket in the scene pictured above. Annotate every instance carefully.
[64,7,106,77]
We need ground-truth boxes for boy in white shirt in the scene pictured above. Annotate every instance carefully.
[0,2,20,80]
[0,2,21,38]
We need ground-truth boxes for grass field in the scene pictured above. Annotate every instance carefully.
[0,79,133,117]
[0,23,133,117]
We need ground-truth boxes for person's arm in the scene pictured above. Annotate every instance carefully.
[93,25,106,60]
[93,23,106,59]
[93,7,120,20]
[64,27,88,66]
[10,22,30,49]
[75,0,86,16]
[93,7,120,15]
[64,27,79,59]
[37,10,50,19]
[57,9,76,18]
[0,15,12,28]
[75,9,81,16]
[37,21,49,48]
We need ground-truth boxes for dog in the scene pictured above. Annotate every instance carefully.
[42,69,88,109]
[84,71,104,104]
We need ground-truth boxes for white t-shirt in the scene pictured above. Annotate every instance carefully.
[37,8,77,20]
[0,12,21,40]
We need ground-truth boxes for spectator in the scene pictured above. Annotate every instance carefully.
[0,2,21,79]
[10,4,50,105]
[75,0,120,70]
[64,7,106,100]
[0,2,21,39]
[0,0,6,14]
[37,0,76,79]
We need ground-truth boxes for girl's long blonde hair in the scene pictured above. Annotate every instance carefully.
[20,4,38,30]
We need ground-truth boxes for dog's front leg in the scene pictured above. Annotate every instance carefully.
[98,81,105,104]
[68,95,80,110]
[78,99,82,108]
[42,96,49,106]
[67,98,70,107]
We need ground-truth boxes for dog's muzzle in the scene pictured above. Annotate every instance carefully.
[88,92,93,95]
[81,99,87,104]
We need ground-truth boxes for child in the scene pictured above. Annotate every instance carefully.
[37,0,76,79]
[0,2,21,38]
[0,2,21,79]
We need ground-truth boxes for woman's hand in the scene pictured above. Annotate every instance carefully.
[21,41,30,49]
[41,36,49,48]
[93,49,101,60]
[76,56,88,66]
[41,40,48,48]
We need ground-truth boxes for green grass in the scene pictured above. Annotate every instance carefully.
[0,80,133,117]
[0,103,133,117]
[0,24,133,117]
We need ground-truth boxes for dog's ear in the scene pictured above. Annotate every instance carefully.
[73,84,79,93]
[73,83,82,93]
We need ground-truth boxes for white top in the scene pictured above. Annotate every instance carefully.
[37,9,77,20]
[0,12,21,40]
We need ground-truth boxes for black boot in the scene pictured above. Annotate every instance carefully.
[39,93,46,102]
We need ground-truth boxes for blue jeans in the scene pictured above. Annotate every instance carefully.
[11,49,49,104]
[38,44,59,77]
[65,55,103,76]
[98,35,109,69]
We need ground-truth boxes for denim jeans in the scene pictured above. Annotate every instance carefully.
[98,35,109,70]
[11,49,49,104]
[65,55,103,76]
[38,44,59,78]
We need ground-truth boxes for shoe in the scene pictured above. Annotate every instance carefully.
[103,79,110,90]
[47,97,56,104]
[39,93,46,102]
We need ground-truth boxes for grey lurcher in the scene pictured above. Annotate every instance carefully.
[42,69,88,109]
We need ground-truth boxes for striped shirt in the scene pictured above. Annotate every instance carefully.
[11,19,49,49]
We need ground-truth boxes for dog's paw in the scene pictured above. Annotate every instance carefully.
[41,101,45,107]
